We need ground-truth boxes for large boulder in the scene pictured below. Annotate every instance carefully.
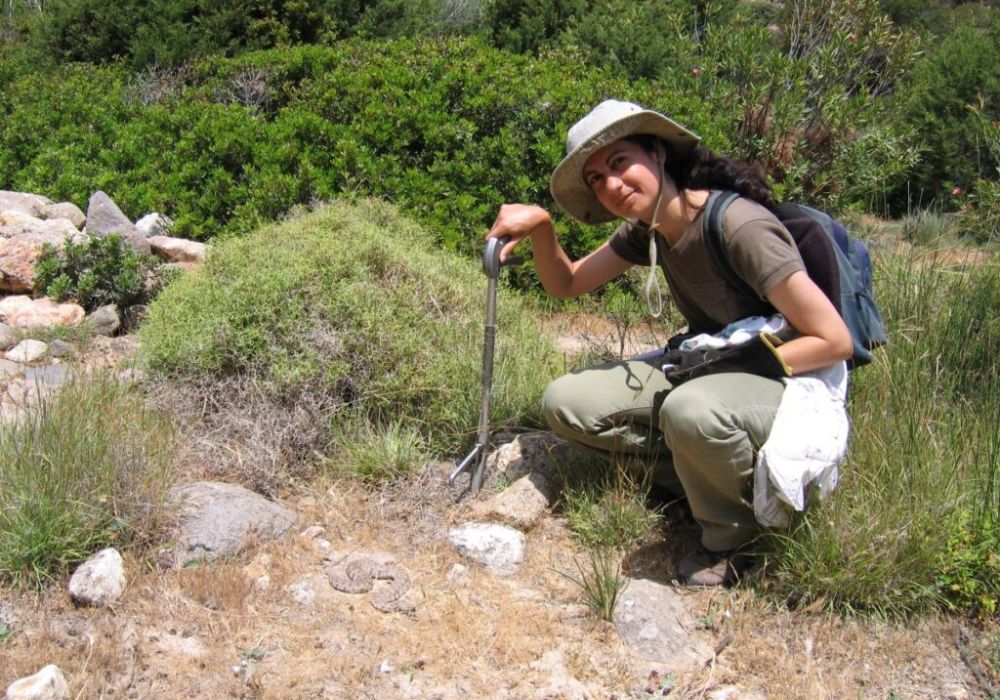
[0,236,67,293]
[85,191,150,254]
[38,202,86,231]
[0,296,85,329]
[0,211,79,241]
[166,481,298,567]
[135,213,173,237]
[0,190,52,218]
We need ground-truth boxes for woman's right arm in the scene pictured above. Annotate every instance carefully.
[488,204,632,299]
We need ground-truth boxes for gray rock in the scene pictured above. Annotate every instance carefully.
[447,522,525,576]
[85,304,120,337]
[38,202,85,230]
[613,578,714,668]
[167,481,297,567]
[0,190,52,218]
[85,192,150,254]
[0,323,17,351]
[5,339,47,363]
[4,664,69,700]
[474,472,553,528]
[67,548,126,607]
[47,340,76,359]
[23,364,72,389]
[135,212,173,237]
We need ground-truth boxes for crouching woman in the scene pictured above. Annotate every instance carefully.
[488,100,852,585]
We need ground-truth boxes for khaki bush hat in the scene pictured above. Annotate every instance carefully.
[550,99,701,224]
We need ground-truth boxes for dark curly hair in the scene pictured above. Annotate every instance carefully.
[624,135,776,210]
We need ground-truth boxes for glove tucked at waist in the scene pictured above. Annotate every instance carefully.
[663,331,792,384]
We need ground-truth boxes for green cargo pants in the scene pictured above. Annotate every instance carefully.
[542,356,784,551]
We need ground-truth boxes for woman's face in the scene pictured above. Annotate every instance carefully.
[582,139,665,222]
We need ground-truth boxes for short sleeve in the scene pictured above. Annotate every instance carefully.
[608,221,652,266]
[724,211,804,299]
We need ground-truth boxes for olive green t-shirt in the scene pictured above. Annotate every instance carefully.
[608,195,804,333]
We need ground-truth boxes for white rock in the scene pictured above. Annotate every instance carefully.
[67,548,126,607]
[5,339,47,363]
[0,211,80,241]
[447,522,525,576]
[4,664,69,700]
[148,235,206,263]
[135,213,173,237]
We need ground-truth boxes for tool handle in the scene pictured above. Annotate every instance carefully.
[484,235,524,278]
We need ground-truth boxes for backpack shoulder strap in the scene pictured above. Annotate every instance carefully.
[703,190,756,299]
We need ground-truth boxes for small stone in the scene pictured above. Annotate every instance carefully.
[5,339,47,363]
[47,340,76,359]
[85,304,120,337]
[286,579,315,606]
[474,473,553,528]
[85,191,150,254]
[4,664,70,700]
[68,548,126,607]
[447,523,525,576]
[115,368,146,386]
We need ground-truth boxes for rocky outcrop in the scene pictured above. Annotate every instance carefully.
[85,191,150,254]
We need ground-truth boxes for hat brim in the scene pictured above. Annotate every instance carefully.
[550,111,700,224]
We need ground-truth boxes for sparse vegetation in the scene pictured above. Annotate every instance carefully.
[0,372,174,587]
[559,544,630,622]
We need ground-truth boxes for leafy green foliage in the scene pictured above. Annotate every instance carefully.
[894,12,1000,209]
[937,510,1000,617]
[33,234,159,312]
[0,372,174,587]
[138,199,559,453]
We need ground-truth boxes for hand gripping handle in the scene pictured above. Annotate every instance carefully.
[484,236,524,278]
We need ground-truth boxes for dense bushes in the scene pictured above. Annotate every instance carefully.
[0,38,729,263]
[139,199,559,458]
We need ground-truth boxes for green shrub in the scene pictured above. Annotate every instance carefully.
[333,419,433,485]
[33,234,160,312]
[138,199,560,454]
[0,372,175,586]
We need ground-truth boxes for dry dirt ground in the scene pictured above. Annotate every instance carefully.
[1,323,999,700]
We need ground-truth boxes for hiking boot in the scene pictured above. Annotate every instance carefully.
[678,547,753,587]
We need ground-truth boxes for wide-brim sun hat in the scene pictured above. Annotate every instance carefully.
[550,99,701,224]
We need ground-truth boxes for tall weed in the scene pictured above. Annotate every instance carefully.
[0,373,174,586]
[766,253,1000,616]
